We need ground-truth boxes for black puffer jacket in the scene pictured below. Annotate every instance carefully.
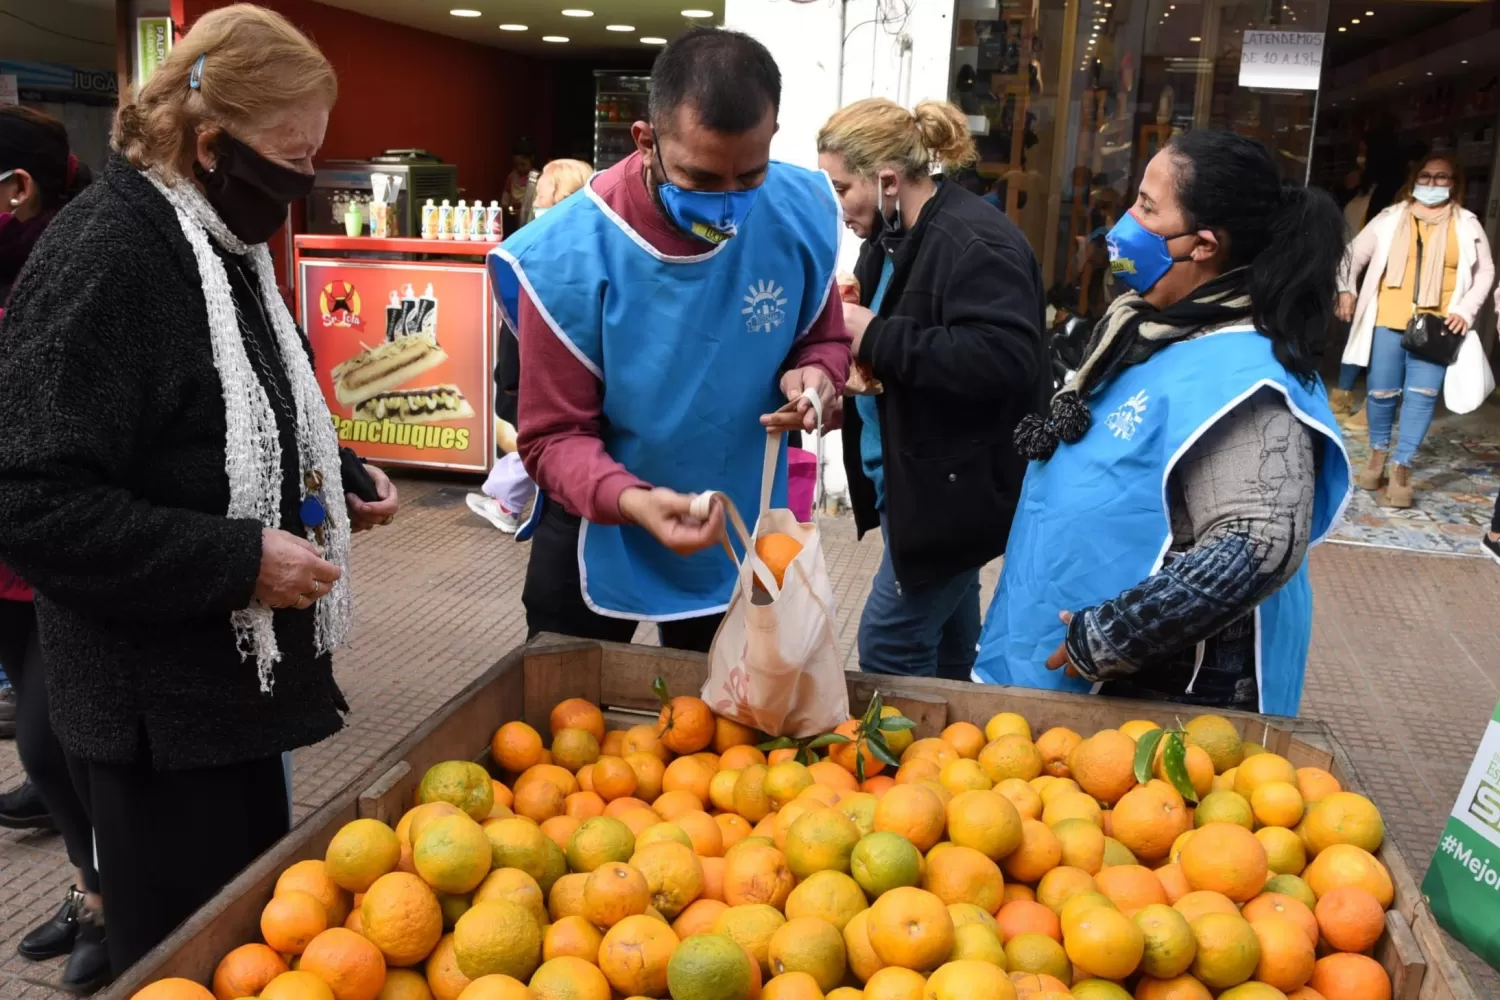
[843,179,1048,587]
[0,156,347,770]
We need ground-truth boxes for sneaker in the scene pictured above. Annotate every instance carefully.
[0,684,14,739]
[1482,533,1500,566]
[0,780,54,830]
[466,493,522,534]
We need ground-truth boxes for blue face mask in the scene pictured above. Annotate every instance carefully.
[1412,185,1450,208]
[653,144,761,245]
[1105,210,1195,294]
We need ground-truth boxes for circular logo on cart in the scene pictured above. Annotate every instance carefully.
[319,281,363,328]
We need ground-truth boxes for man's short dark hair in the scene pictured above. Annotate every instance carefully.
[648,27,780,136]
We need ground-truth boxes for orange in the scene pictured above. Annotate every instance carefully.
[134,981,219,1000]
[512,781,566,824]
[454,977,529,1000]
[1109,781,1190,863]
[945,923,1005,968]
[631,840,707,918]
[327,820,403,894]
[551,728,601,773]
[377,969,433,1000]
[492,723,545,775]
[362,872,445,967]
[1257,826,1307,877]
[922,845,1004,913]
[828,720,884,779]
[1154,863,1190,905]
[616,809,662,839]
[1303,845,1393,907]
[1182,715,1244,774]
[424,936,472,1000]
[784,807,861,878]
[722,841,794,909]
[590,756,638,802]
[550,698,606,743]
[582,861,651,927]
[547,873,588,921]
[1153,744,1214,800]
[837,792,878,838]
[1133,976,1212,1000]
[1250,917,1315,992]
[667,934,760,1000]
[414,814,493,895]
[543,915,603,964]
[1041,791,1103,830]
[422,763,498,823]
[1314,886,1385,952]
[622,723,671,761]
[1002,933,1071,982]
[1000,819,1062,884]
[1068,730,1138,805]
[862,967,927,1000]
[1094,865,1168,918]
[773,799,817,850]
[515,765,579,799]
[540,816,582,852]
[1133,903,1195,980]
[1194,790,1254,830]
[529,956,609,1000]
[947,790,1024,862]
[764,761,815,809]
[873,784,946,851]
[277,861,353,929]
[714,716,761,754]
[1251,782,1305,829]
[213,944,290,1000]
[717,814,753,852]
[866,887,955,973]
[1233,753,1298,800]
[762,971,823,1000]
[699,855,727,902]
[1179,823,1268,902]
[1295,768,1341,805]
[1303,793,1384,855]
[995,779,1044,821]
[904,738,960,769]
[768,917,846,990]
[452,901,543,982]
[941,722,987,760]
[1242,892,1318,949]
[939,759,992,796]
[675,898,731,938]
[1010,971,1073,997]
[625,753,668,804]
[262,890,329,955]
[1172,890,1238,924]
[595,913,679,997]
[715,903,788,976]
[1308,953,1389,1000]
[843,909,884,984]
[680,810,727,857]
[665,756,716,804]
[636,821,695,853]
[299,929,387,1000]
[995,900,1061,943]
[1035,728,1082,779]
[1188,912,1259,990]
[565,815,636,873]
[863,775,896,797]
[656,789,706,823]
[1063,903,1144,980]
[808,760,859,793]
[721,745,768,772]
[1035,866,1097,916]
[978,735,1043,784]
[924,959,1012,1000]
[601,730,626,757]
[654,695,714,755]
[894,759,943,788]
[755,532,803,586]
[259,974,335,1000]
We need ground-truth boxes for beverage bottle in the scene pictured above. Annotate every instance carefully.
[437,199,454,240]
[453,200,470,241]
[487,200,503,238]
[420,198,438,239]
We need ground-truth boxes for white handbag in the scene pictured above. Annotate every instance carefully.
[1443,331,1495,415]
[694,390,849,738]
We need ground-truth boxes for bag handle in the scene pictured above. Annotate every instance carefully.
[1412,229,1423,309]
[689,490,783,599]
[760,386,825,517]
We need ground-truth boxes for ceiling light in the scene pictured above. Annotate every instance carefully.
[1190,35,1201,41]
[1462,58,1469,64]
[1350,17,1359,23]
[542,35,570,42]
[560,9,593,16]
[1365,9,1373,13]
[641,36,668,44]
[1427,71,1434,76]
[682,8,714,16]
[499,23,527,30]
[1337,25,1345,31]
[449,8,481,15]
[606,24,634,31]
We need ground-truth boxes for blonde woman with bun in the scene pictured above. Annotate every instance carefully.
[472,157,595,534]
[816,98,1047,680]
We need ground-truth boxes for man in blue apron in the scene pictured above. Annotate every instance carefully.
[489,28,847,651]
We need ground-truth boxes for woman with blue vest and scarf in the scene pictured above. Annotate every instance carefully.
[973,130,1352,716]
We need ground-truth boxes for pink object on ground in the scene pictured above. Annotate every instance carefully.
[788,447,817,523]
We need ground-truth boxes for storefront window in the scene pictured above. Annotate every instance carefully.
[951,0,1328,320]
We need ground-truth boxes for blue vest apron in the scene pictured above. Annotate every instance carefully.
[971,327,1351,716]
[854,257,895,509]
[488,163,840,620]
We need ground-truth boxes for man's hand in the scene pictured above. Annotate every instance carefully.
[763,367,834,433]
[1045,610,1082,678]
[1335,292,1356,323]
[843,301,876,355]
[619,487,725,556]
[348,464,398,532]
[1446,312,1469,335]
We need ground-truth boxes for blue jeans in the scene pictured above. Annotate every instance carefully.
[1338,362,1364,392]
[858,522,981,680]
[1367,325,1445,466]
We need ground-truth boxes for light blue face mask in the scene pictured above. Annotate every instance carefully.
[1412,185,1451,208]
[653,144,761,245]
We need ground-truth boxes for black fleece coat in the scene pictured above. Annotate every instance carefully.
[0,156,347,771]
[843,179,1048,587]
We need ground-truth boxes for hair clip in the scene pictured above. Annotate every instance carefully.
[189,53,206,90]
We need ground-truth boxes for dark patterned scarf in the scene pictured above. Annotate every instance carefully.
[1016,268,1253,460]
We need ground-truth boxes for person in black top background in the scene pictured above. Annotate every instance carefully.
[817,97,1047,680]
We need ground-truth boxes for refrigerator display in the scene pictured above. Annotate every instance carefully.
[595,71,651,169]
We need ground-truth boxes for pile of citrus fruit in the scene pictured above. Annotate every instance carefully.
[130,699,1398,1000]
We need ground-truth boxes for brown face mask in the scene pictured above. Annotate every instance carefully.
[194,132,315,245]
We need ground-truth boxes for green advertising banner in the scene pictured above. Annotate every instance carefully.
[136,18,173,88]
[1423,697,1500,969]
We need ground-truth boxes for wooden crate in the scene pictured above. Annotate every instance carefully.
[101,635,1477,1000]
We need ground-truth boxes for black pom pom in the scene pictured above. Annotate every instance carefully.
[1013,412,1058,461]
[1049,390,1092,444]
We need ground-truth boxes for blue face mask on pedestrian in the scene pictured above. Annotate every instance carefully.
[652,143,761,245]
[1105,210,1196,294]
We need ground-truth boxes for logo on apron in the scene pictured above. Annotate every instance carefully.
[742,279,789,333]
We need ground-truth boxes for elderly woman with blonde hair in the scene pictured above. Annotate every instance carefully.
[0,4,397,975]
[471,157,594,534]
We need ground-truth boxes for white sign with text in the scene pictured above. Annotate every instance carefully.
[1239,30,1325,90]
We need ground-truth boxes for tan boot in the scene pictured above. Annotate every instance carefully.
[1329,388,1354,416]
[1357,450,1387,492]
[1347,403,1368,430]
[1383,464,1413,508]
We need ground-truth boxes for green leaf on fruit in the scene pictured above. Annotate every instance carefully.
[867,737,901,768]
[651,676,670,708]
[808,733,852,749]
[1134,728,1166,785]
[757,736,799,752]
[878,715,917,732]
[1161,733,1199,803]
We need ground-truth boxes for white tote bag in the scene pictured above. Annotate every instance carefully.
[694,391,849,738]
[1443,331,1495,415]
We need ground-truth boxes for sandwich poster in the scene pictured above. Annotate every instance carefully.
[299,261,492,473]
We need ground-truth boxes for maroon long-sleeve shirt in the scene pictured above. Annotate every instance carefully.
[515,152,851,525]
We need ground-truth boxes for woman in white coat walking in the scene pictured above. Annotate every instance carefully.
[1336,151,1494,507]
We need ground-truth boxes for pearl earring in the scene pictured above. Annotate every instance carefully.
[7,198,17,207]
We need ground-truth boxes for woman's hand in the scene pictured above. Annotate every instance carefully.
[1335,292,1356,323]
[619,487,725,556]
[1045,610,1082,679]
[1446,312,1469,335]
[348,464,398,532]
[256,528,341,609]
[843,301,876,355]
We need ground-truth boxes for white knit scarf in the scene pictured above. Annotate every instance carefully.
[147,171,353,693]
